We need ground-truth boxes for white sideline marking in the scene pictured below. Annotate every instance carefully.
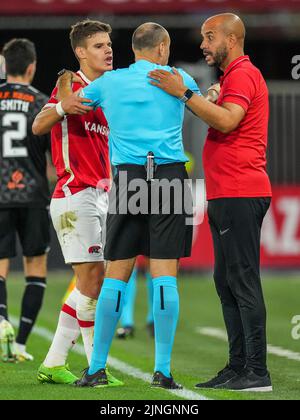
[266,345,300,362]
[10,316,209,401]
[197,327,300,362]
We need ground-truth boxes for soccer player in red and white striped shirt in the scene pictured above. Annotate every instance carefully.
[33,20,122,386]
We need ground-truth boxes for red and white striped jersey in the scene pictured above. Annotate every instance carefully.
[45,71,110,198]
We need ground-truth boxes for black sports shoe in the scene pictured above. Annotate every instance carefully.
[151,371,183,390]
[75,368,109,388]
[146,322,154,338]
[215,369,273,392]
[195,365,238,389]
[116,326,135,339]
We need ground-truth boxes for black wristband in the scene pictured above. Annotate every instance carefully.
[179,89,194,103]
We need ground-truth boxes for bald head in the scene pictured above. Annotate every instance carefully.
[132,22,171,66]
[132,23,169,51]
[203,13,245,47]
[201,13,246,70]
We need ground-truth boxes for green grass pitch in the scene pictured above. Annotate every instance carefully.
[1,271,300,400]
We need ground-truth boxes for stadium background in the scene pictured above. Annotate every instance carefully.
[1,0,299,271]
[0,0,300,270]
[0,0,300,402]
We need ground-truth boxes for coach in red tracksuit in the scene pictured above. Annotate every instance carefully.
[149,13,273,392]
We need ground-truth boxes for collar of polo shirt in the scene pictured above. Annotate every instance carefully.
[131,59,163,70]
[220,55,250,85]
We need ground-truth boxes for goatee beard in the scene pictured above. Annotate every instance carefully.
[213,46,229,68]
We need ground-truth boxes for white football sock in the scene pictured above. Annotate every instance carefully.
[15,343,26,353]
[43,288,80,368]
[76,291,97,364]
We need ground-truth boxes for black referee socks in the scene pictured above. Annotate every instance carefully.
[16,276,47,345]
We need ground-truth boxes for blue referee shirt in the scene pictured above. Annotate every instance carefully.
[81,59,201,166]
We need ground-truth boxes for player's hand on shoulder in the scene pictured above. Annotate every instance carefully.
[61,91,93,116]
[54,69,93,115]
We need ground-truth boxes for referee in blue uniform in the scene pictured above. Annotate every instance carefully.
[57,22,200,389]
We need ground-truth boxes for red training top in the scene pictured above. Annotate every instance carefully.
[203,55,272,200]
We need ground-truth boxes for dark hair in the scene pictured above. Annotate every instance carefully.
[2,38,36,76]
[132,23,168,51]
[70,19,112,52]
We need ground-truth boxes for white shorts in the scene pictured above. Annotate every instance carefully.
[50,187,108,264]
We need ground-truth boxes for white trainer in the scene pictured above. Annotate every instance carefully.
[0,319,16,362]
[15,343,34,362]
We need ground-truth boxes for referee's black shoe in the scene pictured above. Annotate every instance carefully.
[116,326,134,339]
[75,368,124,388]
[215,368,272,392]
[151,371,183,390]
[195,365,238,389]
[75,368,108,387]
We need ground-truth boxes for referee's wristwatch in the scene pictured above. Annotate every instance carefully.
[179,89,194,103]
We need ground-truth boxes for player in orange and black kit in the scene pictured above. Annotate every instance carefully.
[0,39,50,362]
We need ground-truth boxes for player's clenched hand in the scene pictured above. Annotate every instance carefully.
[148,68,187,98]
[66,72,85,86]
[61,92,93,115]
[56,70,84,88]
[56,70,85,101]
